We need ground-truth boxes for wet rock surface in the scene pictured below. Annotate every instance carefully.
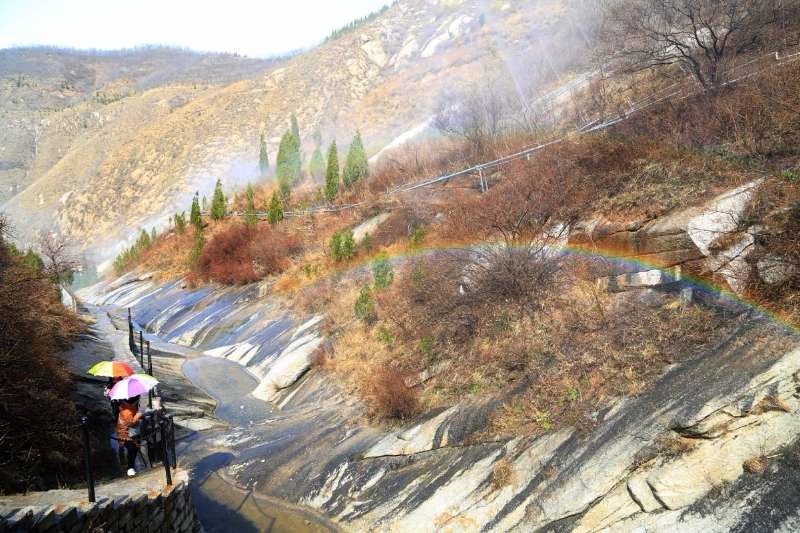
[77,274,800,532]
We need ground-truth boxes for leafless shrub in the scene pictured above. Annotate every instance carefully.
[364,366,419,421]
[435,78,510,161]
[197,222,302,285]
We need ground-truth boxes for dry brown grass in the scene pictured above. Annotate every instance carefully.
[656,434,700,461]
[744,175,800,324]
[136,229,195,281]
[491,457,516,491]
[743,456,767,475]
[0,230,84,493]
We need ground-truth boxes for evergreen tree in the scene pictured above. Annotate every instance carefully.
[151,227,157,242]
[341,230,355,260]
[259,133,270,176]
[210,179,226,220]
[201,195,208,212]
[188,226,204,269]
[276,131,301,199]
[372,254,394,289]
[290,114,300,143]
[267,191,284,225]
[342,131,368,187]
[137,228,151,250]
[309,146,325,180]
[244,183,258,225]
[330,232,342,261]
[325,141,340,202]
[190,193,202,229]
[330,230,355,262]
[174,211,187,234]
[22,248,44,273]
[353,284,376,323]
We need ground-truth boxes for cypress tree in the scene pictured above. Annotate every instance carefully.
[309,146,325,180]
[188,226,204,269]
[175,211,187,234]
[210,179,226,220]
[137,228,151,250]
[276,131,301,199]
[181,212,187,232]
[342,131,368,187]
[325,141,339,202]
[259,133,270,176]
[244,183,258,225]
[290,114,300,143]
[267,191,284,225]
[151,227,157,242]
[190,193,202,228]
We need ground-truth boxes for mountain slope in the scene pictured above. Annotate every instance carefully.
[0,0,596,264]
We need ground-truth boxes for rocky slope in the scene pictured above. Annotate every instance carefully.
[77,183,800,531]
[0,0,596,265]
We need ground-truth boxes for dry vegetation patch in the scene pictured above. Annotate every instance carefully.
[195,222,302,285]
[0,221,83,493]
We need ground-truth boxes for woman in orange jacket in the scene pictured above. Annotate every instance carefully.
[117,396,143,477]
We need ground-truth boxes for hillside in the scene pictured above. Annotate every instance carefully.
[0,0,596,265]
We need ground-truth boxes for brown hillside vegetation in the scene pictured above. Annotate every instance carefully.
[309,61,800,426]
[195,223,302,285]
[121,56,800,431]
[0,218,83,493]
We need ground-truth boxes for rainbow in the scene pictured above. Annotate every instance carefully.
[325,239,799,334]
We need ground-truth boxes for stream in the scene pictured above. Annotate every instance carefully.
[164,349,336,532]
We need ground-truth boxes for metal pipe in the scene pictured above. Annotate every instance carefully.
[79,415,95,502]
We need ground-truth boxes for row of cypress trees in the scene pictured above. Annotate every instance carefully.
[261,115,369,203]
[114,118,370,275]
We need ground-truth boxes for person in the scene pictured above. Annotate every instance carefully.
[104,377,124,463]
[117,395,143,477]
[104,376,123,420]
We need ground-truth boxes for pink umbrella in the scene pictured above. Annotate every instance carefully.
[109,374,159,400]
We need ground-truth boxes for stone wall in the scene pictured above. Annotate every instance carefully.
[0,469,199,533]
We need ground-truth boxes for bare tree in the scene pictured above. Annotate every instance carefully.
[602,0,784,89]
[434,79,508,160]
[38,233,79,286]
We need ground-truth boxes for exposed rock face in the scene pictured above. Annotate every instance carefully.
[598,268,679,292]
[576,181,764,295]
[78,275,323,403]
[79,271,800,532]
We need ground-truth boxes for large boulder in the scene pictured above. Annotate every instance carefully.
[572,181,763,295]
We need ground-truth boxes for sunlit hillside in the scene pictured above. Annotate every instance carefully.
[0,0,596,265]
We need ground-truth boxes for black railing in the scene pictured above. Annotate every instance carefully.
[80,409,178,501]
[79,415,96,502]
[74,307,178,499]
